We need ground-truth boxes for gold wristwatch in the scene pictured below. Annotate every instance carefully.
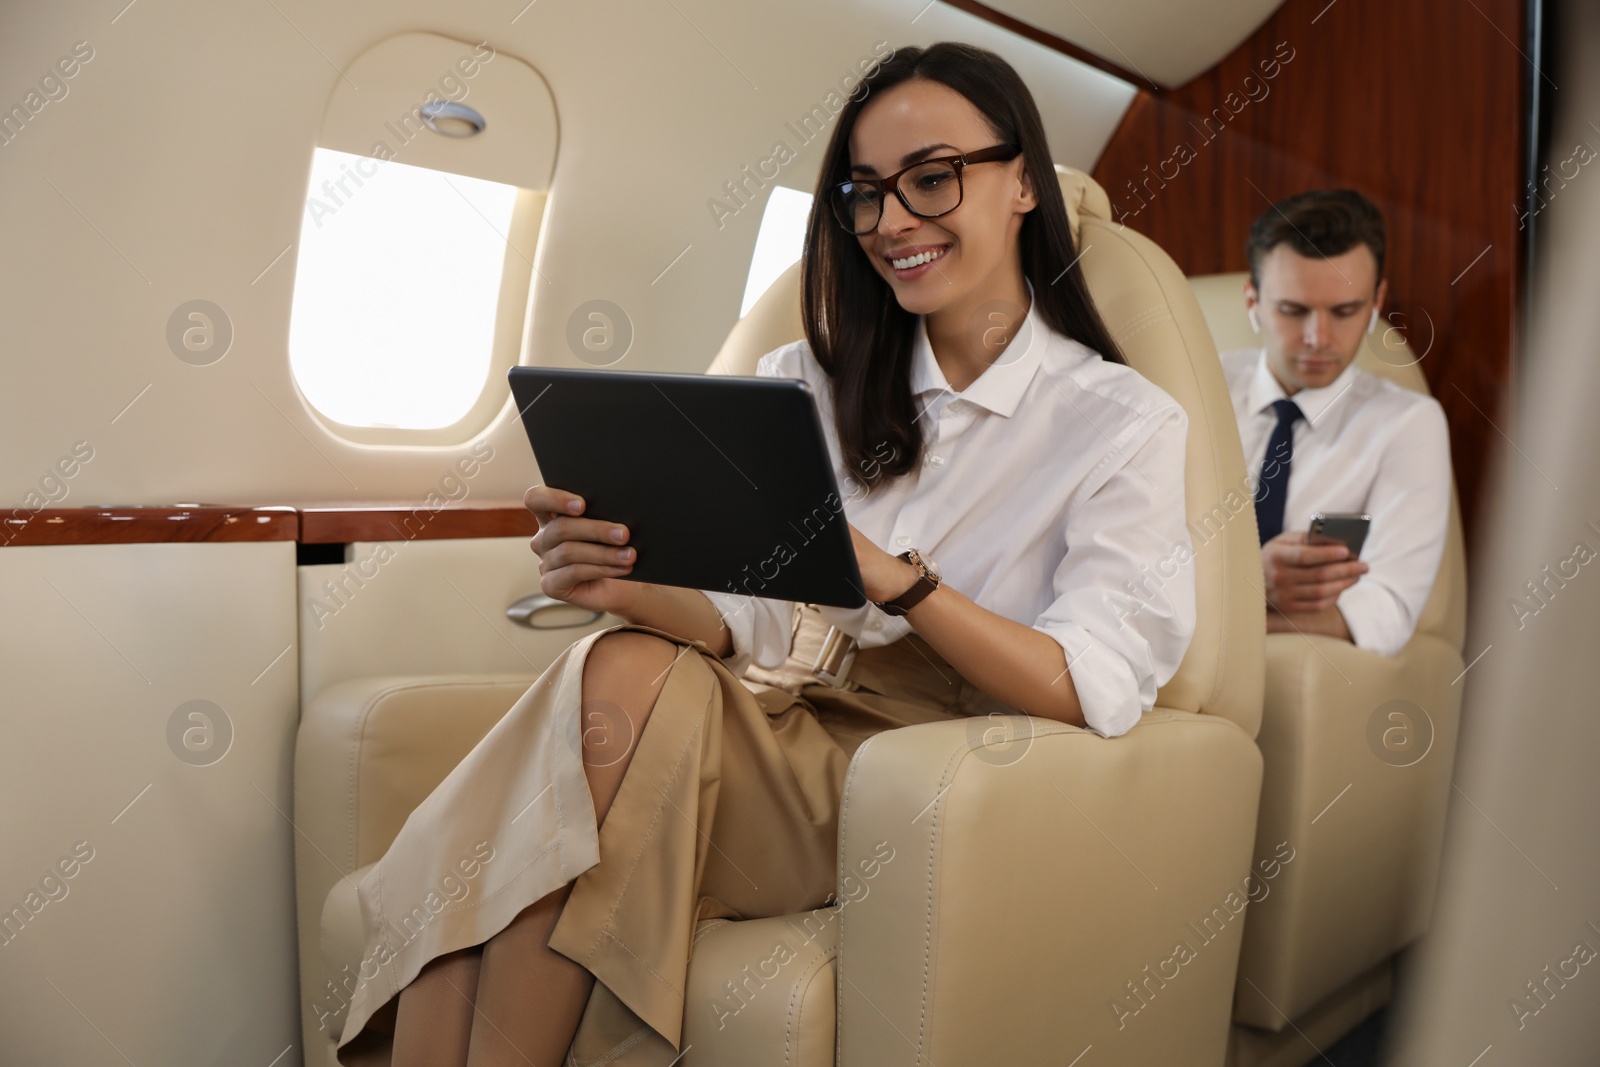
[873,548,942,617]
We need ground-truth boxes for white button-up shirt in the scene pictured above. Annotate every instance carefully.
[702,302,1196,738]
[1220,347,1452,655]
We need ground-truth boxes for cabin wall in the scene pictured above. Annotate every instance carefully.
[0,3,1136,1065]
[0,0,1133,509]
[1091,0,1527,552]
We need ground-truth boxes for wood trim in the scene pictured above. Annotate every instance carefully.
[0,506,299,547]
[0,502,537,547]
[939,0,1149,88]
[298,502,537,544]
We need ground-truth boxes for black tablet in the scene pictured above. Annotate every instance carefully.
[508,366,866,609]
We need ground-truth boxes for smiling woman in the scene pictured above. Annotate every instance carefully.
[803,45,1131,480]
[334,39,1198,1067]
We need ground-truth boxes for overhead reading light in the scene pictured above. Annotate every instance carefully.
[420,101,486,138]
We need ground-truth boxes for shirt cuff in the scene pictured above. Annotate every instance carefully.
[700,590,757,678]
[1039,623,1148,738]
[1336,579,1410,656]
[699,591,794,678]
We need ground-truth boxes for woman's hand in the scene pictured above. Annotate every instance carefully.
[847,522,919,604]
[525,485,641,615]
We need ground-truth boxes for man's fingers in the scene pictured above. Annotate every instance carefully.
[1279,579,1355,611]
[1270,560,1368,588]
[1285,542,1353,567]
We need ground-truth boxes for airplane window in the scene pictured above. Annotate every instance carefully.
[740,186,814,317]
[289,147,521,429]
[287,32,557,443]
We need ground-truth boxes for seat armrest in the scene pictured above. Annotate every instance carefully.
[1233,632,1464,1029]
[833,711,1263,1066]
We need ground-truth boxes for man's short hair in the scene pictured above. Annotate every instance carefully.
[1247,189,1387,289]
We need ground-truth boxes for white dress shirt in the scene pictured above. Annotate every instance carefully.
[701,301,1196,738]
[1220,347,1452,655]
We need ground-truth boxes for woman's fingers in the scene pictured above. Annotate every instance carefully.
[531,514,629,555]
[537,536,636,572]
[524,485,585,526]
[540,562,635,603]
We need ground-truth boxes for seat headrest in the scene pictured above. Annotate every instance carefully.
[1055,163,1113,248]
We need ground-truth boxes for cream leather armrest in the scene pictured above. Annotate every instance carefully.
[1233,633,1464,1030]
[833,711,1263,1066]
[294,674,538,1067]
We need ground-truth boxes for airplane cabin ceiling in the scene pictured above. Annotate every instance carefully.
[970,0,1288,88]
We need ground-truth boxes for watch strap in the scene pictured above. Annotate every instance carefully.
[874,549,940,616]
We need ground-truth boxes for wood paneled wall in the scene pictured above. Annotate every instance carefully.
[1091,0,1527,550]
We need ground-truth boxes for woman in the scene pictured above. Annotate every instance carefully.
[336,40,1194,1067]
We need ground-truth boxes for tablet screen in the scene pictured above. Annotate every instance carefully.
[510,366,866,609]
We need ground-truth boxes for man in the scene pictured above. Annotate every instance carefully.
[1222,189,1452,655]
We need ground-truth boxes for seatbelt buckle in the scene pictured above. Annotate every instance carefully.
[810,624,858,688]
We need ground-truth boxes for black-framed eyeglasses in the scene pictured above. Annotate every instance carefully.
[829,143,1022,235]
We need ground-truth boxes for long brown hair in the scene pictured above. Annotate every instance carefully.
[802,42,1126,488]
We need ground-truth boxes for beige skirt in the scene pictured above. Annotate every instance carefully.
[335,604,1011,1066]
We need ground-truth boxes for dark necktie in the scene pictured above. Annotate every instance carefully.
[1255,398,1304,545]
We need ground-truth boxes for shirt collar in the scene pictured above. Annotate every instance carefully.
[1244,347,1361,429]
[909,278,1043,418]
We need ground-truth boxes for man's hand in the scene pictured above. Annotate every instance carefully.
[1262,530,1369,614]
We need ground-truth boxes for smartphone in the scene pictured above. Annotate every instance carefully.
[1308,512,1371,558]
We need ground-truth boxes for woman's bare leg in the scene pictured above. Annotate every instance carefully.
[390,947,482,1067]
[391,631,681,1067]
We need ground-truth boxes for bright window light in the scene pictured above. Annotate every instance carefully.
[740,186,813,317]
[290,147,520,429]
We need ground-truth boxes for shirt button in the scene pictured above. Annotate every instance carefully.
[895,535,911,548]
[866,617,882,631]
[927,454,945,468]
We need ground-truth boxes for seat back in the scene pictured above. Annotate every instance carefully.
[1188,274,1470,1040]
[1187,272,1467,653]
[712,168,1265,736]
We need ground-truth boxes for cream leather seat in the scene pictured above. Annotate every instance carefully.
[1188,274,1469,1066]
[294,168,1268,1066]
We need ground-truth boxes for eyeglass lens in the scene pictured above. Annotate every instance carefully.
[834,160,963,234]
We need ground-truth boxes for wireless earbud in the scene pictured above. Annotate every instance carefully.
[1248,307,1262,335]
[1368,307,1379,335]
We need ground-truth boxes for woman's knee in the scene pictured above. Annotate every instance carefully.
[583,631,680,699]
[580,630,681,779]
